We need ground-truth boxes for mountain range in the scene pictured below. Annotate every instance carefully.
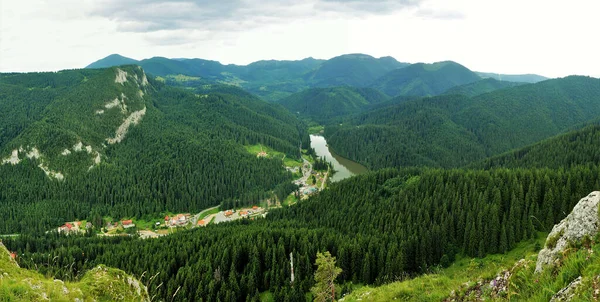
[87,53,547,101]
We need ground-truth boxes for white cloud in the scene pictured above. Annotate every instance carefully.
[0,0,599,78]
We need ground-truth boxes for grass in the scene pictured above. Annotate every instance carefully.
[260,291,275,302]
[341,234,547,302]
[165,74,201,82]
[0,243,148,301]
[505,233,600,301]
[283,193,298,206]
[308,125,324,135]
[198,207,219,220]
[245,144,303,168]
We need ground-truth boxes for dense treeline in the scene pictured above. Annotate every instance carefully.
[443,78,524,97]
[278,86,388,124]
[5,165,600,301]
[370,61,482,97]
[0,67,307,233]
[475,123,600,169]
[326,76,600,169]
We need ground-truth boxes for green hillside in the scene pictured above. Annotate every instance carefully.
[278,86,389,123]
[326,76,600,169]
[444,77,524,97]
[476,122,600,169]
[0,67,306,233]
[370,61,482,97]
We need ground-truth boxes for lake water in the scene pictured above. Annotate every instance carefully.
[309,135,368,182]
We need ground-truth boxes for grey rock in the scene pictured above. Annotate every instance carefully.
[550,276,582,302]
[535,191,600,273]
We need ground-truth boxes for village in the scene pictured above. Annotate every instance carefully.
[53,145,328,239]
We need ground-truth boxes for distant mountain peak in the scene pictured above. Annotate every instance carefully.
[86,54,139,69]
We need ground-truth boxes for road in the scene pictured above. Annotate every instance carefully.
[294,157,313,187]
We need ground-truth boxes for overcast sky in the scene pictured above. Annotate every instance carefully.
[1,0,599,78]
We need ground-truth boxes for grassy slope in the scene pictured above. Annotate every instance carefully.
[0,243,148,301]
[341,235,546,301]
[245,144,304,168]
[344,231,600,301]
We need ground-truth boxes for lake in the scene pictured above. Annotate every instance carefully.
[309,135,368,182]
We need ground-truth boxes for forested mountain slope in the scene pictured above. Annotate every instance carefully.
[304,53,408,87]
[326,76,600,169]
[443,78,524,97]
[5,165,600,301]
[0,67,305,233]
[278,86,389,123]
[475,123,600,169]
[370,61,482,97]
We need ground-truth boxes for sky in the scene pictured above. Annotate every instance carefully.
[0,0,599,78]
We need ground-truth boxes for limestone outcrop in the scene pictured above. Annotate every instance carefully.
[535,191,600,273]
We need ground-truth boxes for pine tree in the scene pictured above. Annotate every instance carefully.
[311,251,342,302]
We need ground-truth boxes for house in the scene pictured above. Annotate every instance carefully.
[75,221,82,227]
[197,219,206,227]
[252,206,259,210]
[58,223,73,233]
[239,211,249,217]
[168,213,190,226]
[224,210,233,217]
[10,252,16,260]
[122,220,135,229]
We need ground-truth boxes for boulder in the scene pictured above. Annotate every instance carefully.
[535,191,600,273]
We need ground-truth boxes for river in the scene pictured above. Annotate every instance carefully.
[309,135,368,182]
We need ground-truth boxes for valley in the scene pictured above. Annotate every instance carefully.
[4,1,600,300]
[2,55,600,302]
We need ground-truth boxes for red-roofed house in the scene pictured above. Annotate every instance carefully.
[224,210,233,217]
[239,210,249,217]
[165,215,170,222]
[10,252,17,259]
[252,206,259,210]
[122,220,135,228]
[58,223,73,233]
[197,219,206,226]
